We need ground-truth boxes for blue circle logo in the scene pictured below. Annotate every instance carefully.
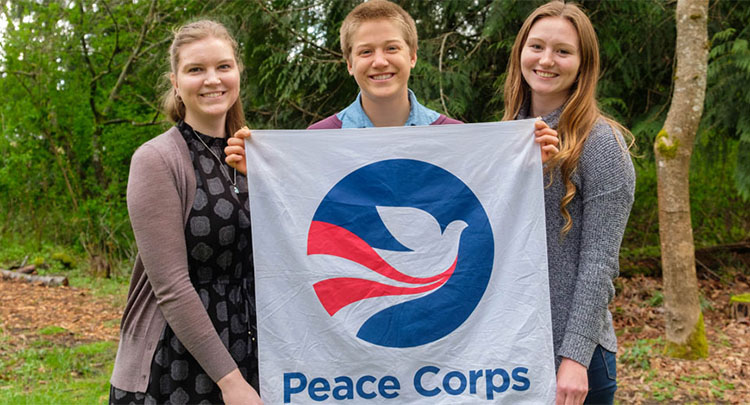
[307,159,494,347]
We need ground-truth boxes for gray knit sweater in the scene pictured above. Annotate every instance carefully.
[520,106,635,368]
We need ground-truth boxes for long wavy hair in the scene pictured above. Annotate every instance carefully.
[160,20,245,137]
[502,1,633,235]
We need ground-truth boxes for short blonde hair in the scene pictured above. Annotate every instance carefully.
[340,0,418,62]
[161,20,245,137]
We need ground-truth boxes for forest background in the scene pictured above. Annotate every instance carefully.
[0,0,749,402]
[1,0,749,272]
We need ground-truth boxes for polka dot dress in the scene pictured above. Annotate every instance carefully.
[110,121,258,404]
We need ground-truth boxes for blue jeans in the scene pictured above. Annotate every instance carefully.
[584,345,617,404]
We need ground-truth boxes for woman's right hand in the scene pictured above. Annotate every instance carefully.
[225,126,252,175]
[217,369,263,405]
[534,119,559,164]
[555,358,588,405]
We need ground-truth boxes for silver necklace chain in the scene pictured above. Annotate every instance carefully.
[189,126,239,194]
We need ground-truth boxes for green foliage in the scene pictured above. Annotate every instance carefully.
[624,137,750,262]
[51,252,76,268]
[0,0,211,270]
[709,379,735,400]
[704,2,750,200]
[37,325,68,336]
[0,0,749,274]
[689,138,750,246]
[651,378,678,401]
[648,290,664,307]
[620,337,661,369]
[0,340,116,404]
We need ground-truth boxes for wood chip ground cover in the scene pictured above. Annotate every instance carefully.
[0,274,748,403]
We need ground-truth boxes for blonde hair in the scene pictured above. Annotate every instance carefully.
[340,0,418,62]
[161,20,245,137]
[502,1,633,235]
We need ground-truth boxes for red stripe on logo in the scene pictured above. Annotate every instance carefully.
[308,220,452,284]
[313,257,457,316]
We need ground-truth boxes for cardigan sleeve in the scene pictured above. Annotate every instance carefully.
[558,124,635,366]
[127,143,237,383]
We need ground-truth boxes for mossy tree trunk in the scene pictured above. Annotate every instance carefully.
[654,0,709,359]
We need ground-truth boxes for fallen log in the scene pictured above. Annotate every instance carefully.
[621,240,750,277]
[15,265,36,275]
[0,269,68,287]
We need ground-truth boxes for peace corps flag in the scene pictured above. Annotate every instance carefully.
[245,120,556,404]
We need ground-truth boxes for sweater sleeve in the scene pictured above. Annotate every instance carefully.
[558,124,635,366]
[127,144,237,383]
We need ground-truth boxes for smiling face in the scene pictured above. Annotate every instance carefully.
[171,36,240,131]
[346,18,416,104]
[520,16,581,115]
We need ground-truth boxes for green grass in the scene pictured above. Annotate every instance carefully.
[0,241,125,403]
[647,290,664,307]
[651,378,677,401]
[0,340,116,404]
[620,337,662,370]
[37,326,68,336]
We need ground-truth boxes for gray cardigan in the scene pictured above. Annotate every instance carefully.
[522,107,635,368]
[110,127,237,392]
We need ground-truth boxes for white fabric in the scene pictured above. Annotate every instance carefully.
[246,121,556,404]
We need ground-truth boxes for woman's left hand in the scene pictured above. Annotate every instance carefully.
[535,119,559,163]
[555,358,588,405]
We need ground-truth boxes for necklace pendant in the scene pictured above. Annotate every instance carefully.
[233,185,240,194]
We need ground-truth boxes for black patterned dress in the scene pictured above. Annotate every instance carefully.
[110,121,258,404]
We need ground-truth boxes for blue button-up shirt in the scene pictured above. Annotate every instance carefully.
[336,90,440,128]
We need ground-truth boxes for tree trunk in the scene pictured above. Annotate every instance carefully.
[654,0,709,359]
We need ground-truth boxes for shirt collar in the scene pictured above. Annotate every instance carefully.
[337,89,440,128]
[517,99,563,129]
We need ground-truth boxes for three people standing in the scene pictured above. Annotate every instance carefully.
[110,2,633,405]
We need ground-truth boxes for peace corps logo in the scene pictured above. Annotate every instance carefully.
[307,159,494,348]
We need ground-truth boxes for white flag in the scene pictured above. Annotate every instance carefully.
[245,121,556,404]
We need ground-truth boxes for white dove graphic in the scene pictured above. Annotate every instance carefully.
[373,206,468,279]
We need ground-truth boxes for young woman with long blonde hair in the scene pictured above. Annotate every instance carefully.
[504,2,635,404]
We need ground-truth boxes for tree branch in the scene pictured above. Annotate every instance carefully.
[78,2,98,79]
[9,72,35,99]
[134,36,172,61]
[134,92,161,114]
[0,70,36,78]
[255,0,342,59]
[465,37,485,60]
[288,100,323,121]
[438,32,454,116]
[100,0,121,74]
[102,0,158,117]
[78,2,101,120]
[101,118,168,127]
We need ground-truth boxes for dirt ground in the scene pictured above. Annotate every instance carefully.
[613,273,750,403]
[0,279,121,351]
[0,273,748,403]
